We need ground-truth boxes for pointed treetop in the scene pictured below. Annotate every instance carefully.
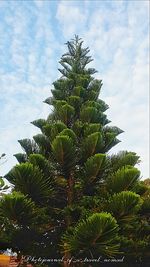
[59,35,97,77]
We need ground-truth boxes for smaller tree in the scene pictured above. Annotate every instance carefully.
[0,153,9,196]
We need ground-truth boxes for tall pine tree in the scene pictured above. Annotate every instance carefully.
[0,36,150,267]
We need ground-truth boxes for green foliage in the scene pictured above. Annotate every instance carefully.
[109,151,140,172]
[43,121,67,142]
[86,80,103,100]
[84,154,106,183]
[31,119,47,130]
[0,177,5,188]
[83,123,102,137]
[59,35,96,77]
[79,195,103,212]
[67,95,81,110]
[58,128,77,143]
[107,166,140,193]
[52,135,75,176]
[133,181,148,195]
[82,132,104,161]
[73,86,84,97]
[55,101,75,124]
[18,139,39,156]
[141,197,150,214]
[72,120,83,136]
[14,153,27,163]
[103,132,120,152]
[0,192,37,226]
[62,212,120,257]
[107,191,142,220]
[5,163,53,203]
[29,153,54,179]
[80,106,98,123]
[80,104,110,125]
[33,134,50,153]
[104,126,124,135]
[0,177,9,192]
[51,79,73,100]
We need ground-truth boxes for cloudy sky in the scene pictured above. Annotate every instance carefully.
[0,0,149,179]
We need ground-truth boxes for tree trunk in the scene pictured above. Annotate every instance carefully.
[62,173,74,267]
[67,173,74,205]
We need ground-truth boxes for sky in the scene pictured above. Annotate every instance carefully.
[0,0,149,179]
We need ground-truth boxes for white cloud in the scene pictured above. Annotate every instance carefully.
[56,1,88,38]
[0,81,51,176]
[0,4,56,175]
[34,0,44,8]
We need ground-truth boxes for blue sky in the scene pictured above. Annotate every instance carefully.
[0,0,149,178]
